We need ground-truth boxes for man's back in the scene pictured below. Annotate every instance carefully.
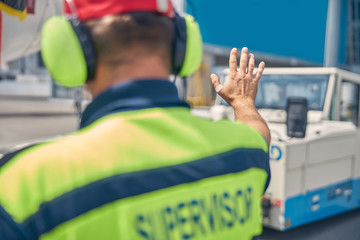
[0,81,269,240]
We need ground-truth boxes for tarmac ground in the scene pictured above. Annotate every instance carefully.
[0,95,78,153]
[259,207,360,240]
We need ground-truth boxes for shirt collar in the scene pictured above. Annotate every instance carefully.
[80,79,190,128]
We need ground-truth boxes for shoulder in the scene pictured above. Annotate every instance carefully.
[0,142,41,170]
[0,115,124,175]
[0,131,95,225]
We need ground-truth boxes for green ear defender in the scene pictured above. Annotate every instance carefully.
[178,14,203,77]
[41,16,96,88]
[41,12,202,88]
[172,13,203,77]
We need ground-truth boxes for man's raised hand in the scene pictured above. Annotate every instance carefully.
[210,47,270,145]
[211,47,265,108]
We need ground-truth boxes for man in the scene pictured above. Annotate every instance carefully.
[0,0,270,239]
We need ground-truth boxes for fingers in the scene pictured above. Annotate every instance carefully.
[255,61,265,81]
[224,47,264,83]
[248,53,255,76]
[239,47,248,75]
[229,48,238,78]
[211,73,223,93]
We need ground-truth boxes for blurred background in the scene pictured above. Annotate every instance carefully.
[1,0,360,239]
[1,0,353,106]
[1,0,352,148]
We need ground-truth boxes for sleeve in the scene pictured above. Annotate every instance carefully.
[0,145,38,239]
[260,135,271,193]
[263,155,271,192]
[0,205,28,240]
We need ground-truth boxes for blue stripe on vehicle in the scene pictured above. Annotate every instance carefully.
[284,178,360,230]
[22,148,269,239]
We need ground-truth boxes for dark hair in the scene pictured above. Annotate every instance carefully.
[85,12,174,70]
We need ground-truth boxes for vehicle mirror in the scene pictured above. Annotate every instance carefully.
[286,97,308,138]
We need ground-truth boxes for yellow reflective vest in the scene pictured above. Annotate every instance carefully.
[0,80,270,240]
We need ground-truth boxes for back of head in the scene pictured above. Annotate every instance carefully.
[85,12,174,78]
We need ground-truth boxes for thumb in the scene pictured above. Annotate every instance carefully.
[211,73,224,94]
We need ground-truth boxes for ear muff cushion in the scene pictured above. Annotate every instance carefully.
[178,15,203,77]
[41,16,87,88]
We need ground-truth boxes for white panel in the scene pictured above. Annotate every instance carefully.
[265,161,285,200]
[286,143,306,169]
[285,168,303,198]
[308,135,355,164]
[354,131,360,178]
[305,157,353,191]
[1,0,63,63]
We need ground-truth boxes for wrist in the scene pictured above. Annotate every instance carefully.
[230,96,256,110]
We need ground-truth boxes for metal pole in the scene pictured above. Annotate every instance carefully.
[346,0,354,64]
[324,0,342,67]
[353,0,360,64]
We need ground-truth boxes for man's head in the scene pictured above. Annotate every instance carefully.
[41,0,202,96]
[85,13,173,71]
[85,12,174,79]
[83,12,175,96]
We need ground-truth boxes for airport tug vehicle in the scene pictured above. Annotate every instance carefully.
[192,68,360,230]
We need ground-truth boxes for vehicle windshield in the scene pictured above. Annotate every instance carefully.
[220,74,329,110]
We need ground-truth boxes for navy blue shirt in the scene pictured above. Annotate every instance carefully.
[81,80,190,128]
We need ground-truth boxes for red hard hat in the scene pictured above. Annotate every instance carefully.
[64,0,175,21]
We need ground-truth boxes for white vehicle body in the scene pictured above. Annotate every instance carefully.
[192,67,360,231]
[1,0,63,64]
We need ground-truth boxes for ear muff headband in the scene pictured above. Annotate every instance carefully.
[69,18,97,81]
[172,13,187,75]
[178,14,202,77]
[172,13,203,77]
[41,16,95,87]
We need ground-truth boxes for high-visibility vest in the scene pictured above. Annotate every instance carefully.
[0,106,269,240]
